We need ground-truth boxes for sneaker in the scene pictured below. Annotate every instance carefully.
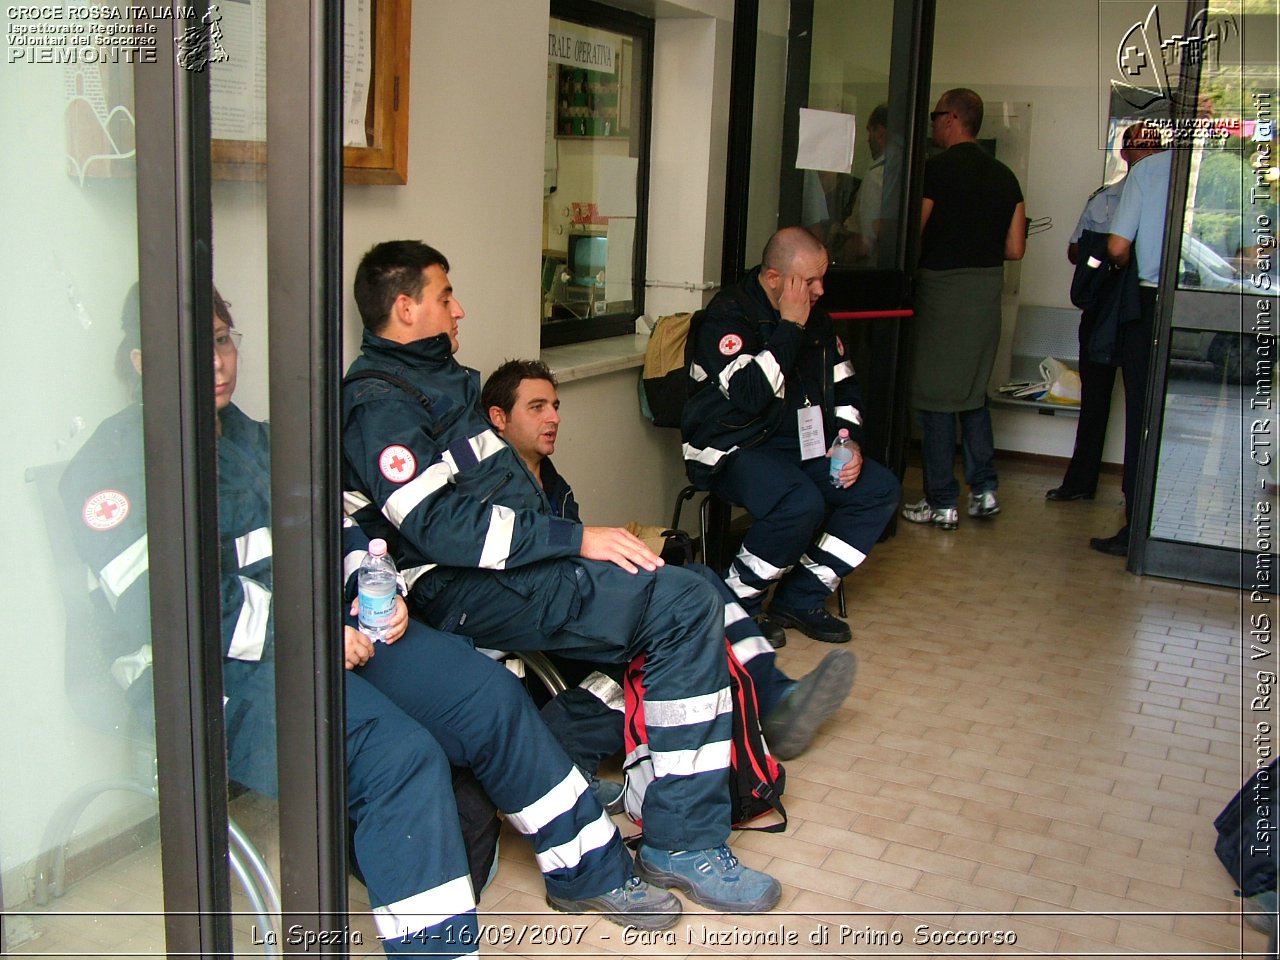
[589,775,626,815]
[753,614,787,649]
[901,498,959,530]
[546,874,682,930]
[1244,889,1277,935]
[968,490,1000,518]
[635,844,781,913]
[761,650,857,759]
[767,604,851,644]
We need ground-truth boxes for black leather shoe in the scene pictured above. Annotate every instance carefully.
[767,604,851,644]
[753,615,786,649]
[1089,527,1130,556]
[1046,487,1095,501]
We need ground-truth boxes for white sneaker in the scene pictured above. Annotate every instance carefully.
[901,498,959,531]
[968,491,1000,518]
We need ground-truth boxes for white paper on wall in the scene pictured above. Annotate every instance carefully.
[796,108,856,174]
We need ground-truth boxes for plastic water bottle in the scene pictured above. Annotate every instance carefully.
[357,538,398,642]
[829,428,853,487]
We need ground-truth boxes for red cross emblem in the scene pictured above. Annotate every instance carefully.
[379,444,417,483]
[83,489,131,531]
[718,334,743,356]
[836,336,845,357]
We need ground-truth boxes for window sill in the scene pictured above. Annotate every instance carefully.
[541,331,650,384]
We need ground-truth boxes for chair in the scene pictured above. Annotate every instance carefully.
[25,462,281,955]
[670,484,847,618]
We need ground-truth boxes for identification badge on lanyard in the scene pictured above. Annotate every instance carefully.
[797,405,825,460]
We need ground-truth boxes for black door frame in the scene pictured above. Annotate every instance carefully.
[722,0,936,484]
[1128,0,1258,591]
[136,3,346,953]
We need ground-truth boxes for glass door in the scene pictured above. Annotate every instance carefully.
[0,4,345,956]
[725,0,935,479]
[1130,0,1278,589]
[0,20,169,955]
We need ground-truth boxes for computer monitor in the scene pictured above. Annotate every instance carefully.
[568,234,608,287]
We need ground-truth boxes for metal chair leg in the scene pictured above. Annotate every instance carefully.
[34,778,156,905]
[228,819,281,957]
[514,650,569,697]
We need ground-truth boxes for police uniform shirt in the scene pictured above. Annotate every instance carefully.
[1070,178,1126,243]
[1110,150,1173,286]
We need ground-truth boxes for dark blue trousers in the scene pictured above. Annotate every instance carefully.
[413,559,732,852]
[1057,309,1119,496]
[1120,289,1157,522]
[224,660,481,957]
[711,436,900,614]
[917,405,998,509]
[539,563,793,776]
[355,621,633,903]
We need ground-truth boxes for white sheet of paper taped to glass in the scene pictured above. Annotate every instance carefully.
[796,108,856,174]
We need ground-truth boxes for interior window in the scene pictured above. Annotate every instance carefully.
[543,1,652,347]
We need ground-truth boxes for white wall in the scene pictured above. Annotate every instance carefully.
[336,1,739,522]
[342,0,550,380]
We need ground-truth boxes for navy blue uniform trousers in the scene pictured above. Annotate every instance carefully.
[712,433,899,615]
[355,620,633,901]
[538,563,793,776]
[412,558,732,852]
[225,659,482,957]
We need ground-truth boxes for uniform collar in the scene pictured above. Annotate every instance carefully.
[360,328,455,368]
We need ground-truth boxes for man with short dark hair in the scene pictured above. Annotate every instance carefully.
[1089,122,1171,556]
[481,359,856,769]
[342,240,782,915]
[681,226,901,645]
[1047,122,1153,505]
[902,87,1026,531]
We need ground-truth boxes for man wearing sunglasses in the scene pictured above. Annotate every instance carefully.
[903,88,1027,532]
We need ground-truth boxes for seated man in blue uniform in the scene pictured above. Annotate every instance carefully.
[480,358,856,773]
[681,226,900,644]
[341,240,781,914]
[64,287,677,958]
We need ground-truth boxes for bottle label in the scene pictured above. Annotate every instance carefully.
[830,447,852,483]
[358,582,396,635]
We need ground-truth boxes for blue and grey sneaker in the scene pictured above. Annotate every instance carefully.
[546,874,681,930]
[589,775,626,815]
[761,649,857,759]
[635,843,781,913]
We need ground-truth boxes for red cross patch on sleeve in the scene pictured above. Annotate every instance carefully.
[836,336,845,356]
[379,445,417,483]
[718,334,743,356]
[83,490,130,531]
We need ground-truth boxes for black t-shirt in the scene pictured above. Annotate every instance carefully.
[920,142,1023,270]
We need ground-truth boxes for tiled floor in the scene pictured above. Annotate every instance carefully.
[8,458,1274,958]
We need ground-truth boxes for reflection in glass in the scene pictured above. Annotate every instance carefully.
[807,0,896,268]
[1,42,168,950]
[1148,9,1277,551]
[744,0,899,272]
[1150,340,1252,548]
[543,12,648,344]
